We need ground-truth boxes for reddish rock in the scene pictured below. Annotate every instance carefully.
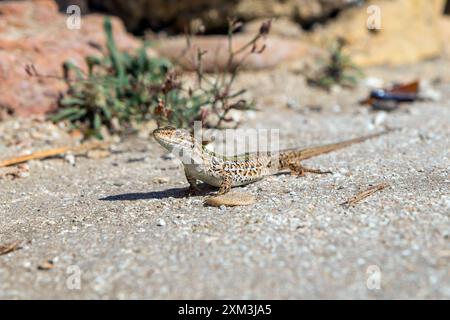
[0,0,151,116]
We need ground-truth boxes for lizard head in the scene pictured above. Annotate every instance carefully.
[153,126,196,153]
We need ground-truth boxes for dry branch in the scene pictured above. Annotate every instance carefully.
[0,141,109,168]
[0,242,22,256]
[341,183,389,207]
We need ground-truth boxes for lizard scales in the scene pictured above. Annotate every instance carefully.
[153,127,391,195]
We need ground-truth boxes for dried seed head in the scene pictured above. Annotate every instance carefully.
[154,99,172,119]
[259,19,272,37]
[161,71,181,94]
[228,18,243,33]
[154,99,166,115]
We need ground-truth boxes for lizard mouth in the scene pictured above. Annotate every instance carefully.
[153,132,172,147]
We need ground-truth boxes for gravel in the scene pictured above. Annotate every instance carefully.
[0,61,449,299]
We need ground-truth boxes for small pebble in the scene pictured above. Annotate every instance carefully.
[157,219,166,227]
[18,170,30,178]
[64,153,76,166]
[364,77,384,88]
[373,112,387,126]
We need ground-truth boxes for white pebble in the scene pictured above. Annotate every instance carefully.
[364,77,384,89]
[373,112,387,126]
[64,154,76,166]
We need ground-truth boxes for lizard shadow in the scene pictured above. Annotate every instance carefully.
[99,184,214,201]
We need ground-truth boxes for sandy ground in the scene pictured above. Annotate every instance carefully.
[0,60,449,299]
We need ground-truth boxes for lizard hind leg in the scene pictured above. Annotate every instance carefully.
[218,174,232,195]
[288,162,332,176]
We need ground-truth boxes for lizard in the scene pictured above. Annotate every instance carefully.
[153,126,392,195]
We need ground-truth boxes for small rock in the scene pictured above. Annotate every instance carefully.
[17,167,30,178]
[0,0,147,116]
[364,77,384,89]
[157,219,166,227]
[64,153,76,166]
[373,112,387,126]
[205,192,256,207]
[365,121,376,131]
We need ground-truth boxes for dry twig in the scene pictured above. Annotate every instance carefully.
[341,183,389,207]
[0,141,109,168]
[0,242,22,256]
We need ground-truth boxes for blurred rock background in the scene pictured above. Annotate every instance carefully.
[0,0,449,115]
[60,0,448,68]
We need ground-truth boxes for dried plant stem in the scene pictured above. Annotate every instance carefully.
[0,242,22,256]
[0,141,109,168]
[341,183,389,207]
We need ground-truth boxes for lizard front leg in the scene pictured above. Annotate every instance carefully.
[184,167,201,195]
[218,174,232,195]
[288,162,332,176]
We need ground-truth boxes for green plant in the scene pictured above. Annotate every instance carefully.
[51,17,171,138]
[307,37,363,90]
[48,17,270,138]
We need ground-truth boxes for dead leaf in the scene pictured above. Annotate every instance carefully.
[37,260,54,270]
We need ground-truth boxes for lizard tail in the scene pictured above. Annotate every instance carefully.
[293,128,394,161]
